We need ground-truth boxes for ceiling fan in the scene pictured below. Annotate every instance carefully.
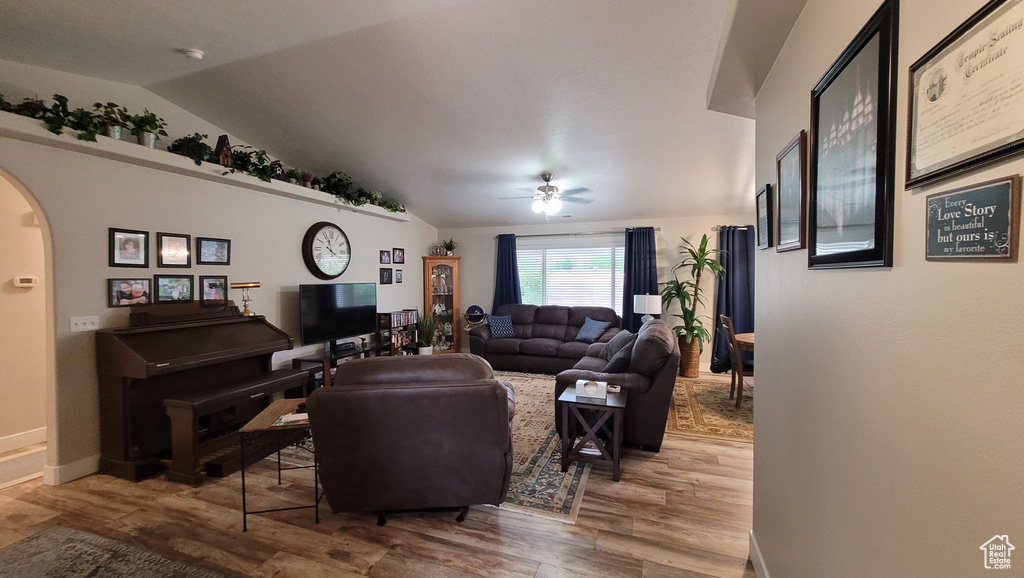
[500,172,592,215]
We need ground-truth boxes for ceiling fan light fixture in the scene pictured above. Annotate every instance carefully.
[544,198,562,215]
[531,199,546,213]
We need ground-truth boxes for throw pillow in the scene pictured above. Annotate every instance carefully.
[601,330,635,361]
[602,336,637,373]
[574,317,612,343]
[486,314,515,338]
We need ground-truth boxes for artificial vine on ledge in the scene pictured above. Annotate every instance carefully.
[0,92,407,213]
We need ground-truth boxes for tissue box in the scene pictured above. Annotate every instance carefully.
[575,379,608,403]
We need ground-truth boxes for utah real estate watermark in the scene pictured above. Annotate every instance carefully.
[980,535,1014,570]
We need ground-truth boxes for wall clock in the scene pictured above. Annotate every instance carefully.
[302,221,351,279]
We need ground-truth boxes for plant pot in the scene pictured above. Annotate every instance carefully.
[678,336,701,378]
[446,250,454,256]
[287,178,298,185]
[106,126,123,140]
[418,346,433,356]
[136,132,157,148]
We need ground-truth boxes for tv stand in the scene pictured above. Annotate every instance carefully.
[292,343,389,388]
[328,340,357,355]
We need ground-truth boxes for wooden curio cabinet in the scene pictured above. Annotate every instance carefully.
[422,256,460,353]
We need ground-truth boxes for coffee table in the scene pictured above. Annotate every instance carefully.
[558,386,628,482]
[239,398,320,531]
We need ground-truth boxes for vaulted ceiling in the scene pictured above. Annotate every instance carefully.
[0,0,758,228]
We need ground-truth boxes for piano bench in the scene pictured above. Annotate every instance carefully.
[163,368,308,485]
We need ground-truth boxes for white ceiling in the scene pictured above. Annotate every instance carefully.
[0,0,756,229]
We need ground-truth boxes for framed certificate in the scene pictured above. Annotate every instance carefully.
[907,0,1024,188]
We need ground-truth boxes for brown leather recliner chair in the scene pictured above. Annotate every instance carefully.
[555,320,680,451]
[307,354,514,520]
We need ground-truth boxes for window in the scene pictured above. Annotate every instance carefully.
[517,233,625,315]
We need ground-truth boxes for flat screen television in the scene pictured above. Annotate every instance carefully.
[298,283,377,346]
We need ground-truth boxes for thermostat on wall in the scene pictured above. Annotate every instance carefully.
[14,276,39,288]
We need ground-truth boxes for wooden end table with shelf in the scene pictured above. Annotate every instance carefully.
[558,386,628,482]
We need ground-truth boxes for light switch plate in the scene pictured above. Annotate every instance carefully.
[70,315,99,332]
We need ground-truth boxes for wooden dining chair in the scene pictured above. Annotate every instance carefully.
[719,314,753,408]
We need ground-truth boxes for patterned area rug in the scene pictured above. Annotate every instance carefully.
[492,371,591,524]
[665,376,753,442]
[0,526,224,578]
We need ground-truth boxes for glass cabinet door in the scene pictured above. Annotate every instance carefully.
[423,257,460,352]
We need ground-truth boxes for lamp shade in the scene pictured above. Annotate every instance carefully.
[633,294,662,315]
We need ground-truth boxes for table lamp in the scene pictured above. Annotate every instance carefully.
[633,294,662,324]
[230,282,261,316]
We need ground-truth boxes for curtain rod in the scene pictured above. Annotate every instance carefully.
[711,225,754,231]
[497,227,662,240]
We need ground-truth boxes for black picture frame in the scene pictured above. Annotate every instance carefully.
[109,228,149,268]
[196,237,231,265]
[199,275,228,306]
[907,0,1024,188]
[380,268,393,284]
[756,185,773,250]
[153,275,194,303]
[776,131,807,251]
[393,248,405,264]
[808,0,898,269]
[396,269,403,283]
[107,278,150,307]
[380,250,391,264]
[157,232,191,268]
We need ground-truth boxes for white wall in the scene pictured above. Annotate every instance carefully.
[753,0,1024,576]
[0,60,436,477]
[0,174,46,450]
[439,213,751,366]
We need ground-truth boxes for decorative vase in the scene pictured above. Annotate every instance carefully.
[446,250,454,256]
[678,336,701,378]
[136,132,157,148]
[418,346,433,356]
[106,125,123,140]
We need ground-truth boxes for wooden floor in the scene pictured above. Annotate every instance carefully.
[0,434,754,577]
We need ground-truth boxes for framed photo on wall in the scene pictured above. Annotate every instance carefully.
[907,0,1024,188]
[199,275,228,305]
[154,275,194,303]
[380,268,393,284]
[776,130,807,251]
[380,250,391,264]
[396,269,403,283]
[393,248,405,264]
[808,0,898,269]
[756,185,773,249]
[196,237,230,265]
[108,278,150,307]
[157,232,191,267]
[109,228,149,268]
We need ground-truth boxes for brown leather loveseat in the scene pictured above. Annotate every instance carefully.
[307,354,515,519]
[469,304,622,374]
[555,320,680,451]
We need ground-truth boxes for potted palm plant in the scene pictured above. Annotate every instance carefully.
[661,234,724,378]
[415,314,438,355]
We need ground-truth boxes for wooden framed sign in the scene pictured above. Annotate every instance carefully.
[926,175,1020,260]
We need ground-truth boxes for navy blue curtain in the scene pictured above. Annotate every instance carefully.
[622,227,658,332]
[491,234,522,313]
[710,225,755,373]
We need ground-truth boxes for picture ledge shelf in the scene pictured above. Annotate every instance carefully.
[0,111,410,223]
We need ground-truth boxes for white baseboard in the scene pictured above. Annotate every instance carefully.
[43,454,98,485]
[749,529,770,578]
[0,427,46,454]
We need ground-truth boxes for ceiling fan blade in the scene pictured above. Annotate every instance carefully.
[562,187,591,196]
[497,195,536,200]
[563,197,592,204]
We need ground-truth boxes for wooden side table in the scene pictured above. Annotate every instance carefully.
[558,387,628,482]
[239,398,320,531]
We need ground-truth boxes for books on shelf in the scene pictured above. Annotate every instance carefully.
[272,412,309,427]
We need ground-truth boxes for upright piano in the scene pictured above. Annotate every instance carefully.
[96,302,307,483]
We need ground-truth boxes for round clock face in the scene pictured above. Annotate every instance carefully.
[302,222,351,279]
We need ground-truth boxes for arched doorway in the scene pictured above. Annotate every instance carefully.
[0,169,54,487]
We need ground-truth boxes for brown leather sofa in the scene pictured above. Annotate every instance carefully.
[468,304,622,374]
[306,354,515,518]
[555,320,680,451]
